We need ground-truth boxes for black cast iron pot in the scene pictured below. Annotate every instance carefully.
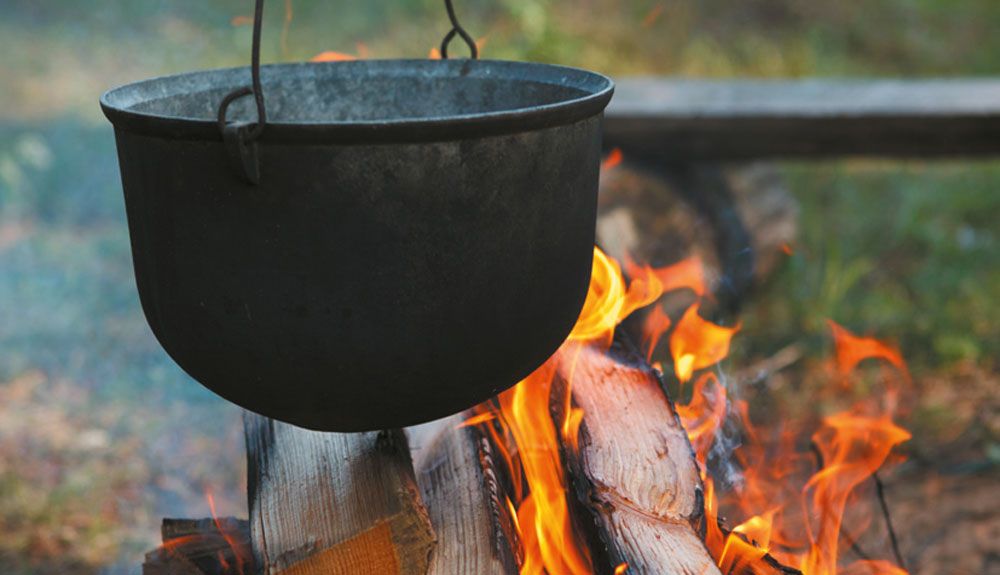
[101,59,614,431]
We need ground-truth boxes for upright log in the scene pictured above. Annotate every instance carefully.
[557,343,723,575]
[244,413,435,575]
[412,414,520,575]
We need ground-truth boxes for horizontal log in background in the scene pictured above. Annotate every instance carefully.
[605,78,1000,160]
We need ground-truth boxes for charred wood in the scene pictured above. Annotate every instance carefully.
[142,517,251,575]
[412,414,520,575]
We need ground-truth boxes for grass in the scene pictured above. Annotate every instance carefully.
[737,160,1000,369]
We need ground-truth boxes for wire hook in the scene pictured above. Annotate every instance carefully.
[440,0,479,59]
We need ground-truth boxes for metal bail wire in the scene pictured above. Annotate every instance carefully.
[217,0,266,184]
[216,0,479,183]
[440,0,479,59]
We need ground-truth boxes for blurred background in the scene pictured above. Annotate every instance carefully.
[0,1,997,573]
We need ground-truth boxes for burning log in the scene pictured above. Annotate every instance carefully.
[244,413,436,575]
[556,342,723,575]
[413,414,520,575]
[142,517,251,575]
[596,158,798,317]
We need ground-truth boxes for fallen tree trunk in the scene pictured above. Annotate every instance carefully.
[244,413,436,575]
[413,414,520,575]
[555,342,723,575]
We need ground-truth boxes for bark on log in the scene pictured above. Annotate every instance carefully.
[556,342,723,575]
[412,414,520,575]
[244,413,436,575]
[142,517,251,575]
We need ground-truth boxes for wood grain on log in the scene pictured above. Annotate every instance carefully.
[413,414,519,575]
[557,343,723,575]
[244,413,435,575]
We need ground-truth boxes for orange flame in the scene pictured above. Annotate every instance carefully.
[828,320,908,378]
[485,247,706,574]
[601,148,623,171]
[669,302,740,383]
[684,320,911,575]
[206,491,249,575]
[310,51,358,62]
[499,357,592,575]
[641,305,672,360]
[675,372,727,468]
[154,492,249,574]
[470,242,910,575]
[567,247,664,346]
[627,254,707,298]
[456,411,496,429]
[801,414,910,575]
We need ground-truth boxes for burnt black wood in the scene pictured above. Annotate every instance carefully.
[606,78,1000,159]
[101,59,614,432]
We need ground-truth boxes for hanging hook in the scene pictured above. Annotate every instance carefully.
[440,0,479,59]
[215,0,478,182]
[218,0,268,184]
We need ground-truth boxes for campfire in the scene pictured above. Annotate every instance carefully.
[107,3,912,574]
[143,217,913,575]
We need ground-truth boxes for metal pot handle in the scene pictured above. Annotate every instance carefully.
[217,0,478,184]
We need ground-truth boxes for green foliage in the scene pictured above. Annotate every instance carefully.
[738,161,1000,368]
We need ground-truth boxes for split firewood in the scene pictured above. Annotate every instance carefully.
[142,517,251,575]
[554,342,723,575]
[244,413,436,575]
[412,414,520,575]
[556,340,802,575]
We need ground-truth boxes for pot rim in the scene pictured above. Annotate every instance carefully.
[101,59,615,144]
